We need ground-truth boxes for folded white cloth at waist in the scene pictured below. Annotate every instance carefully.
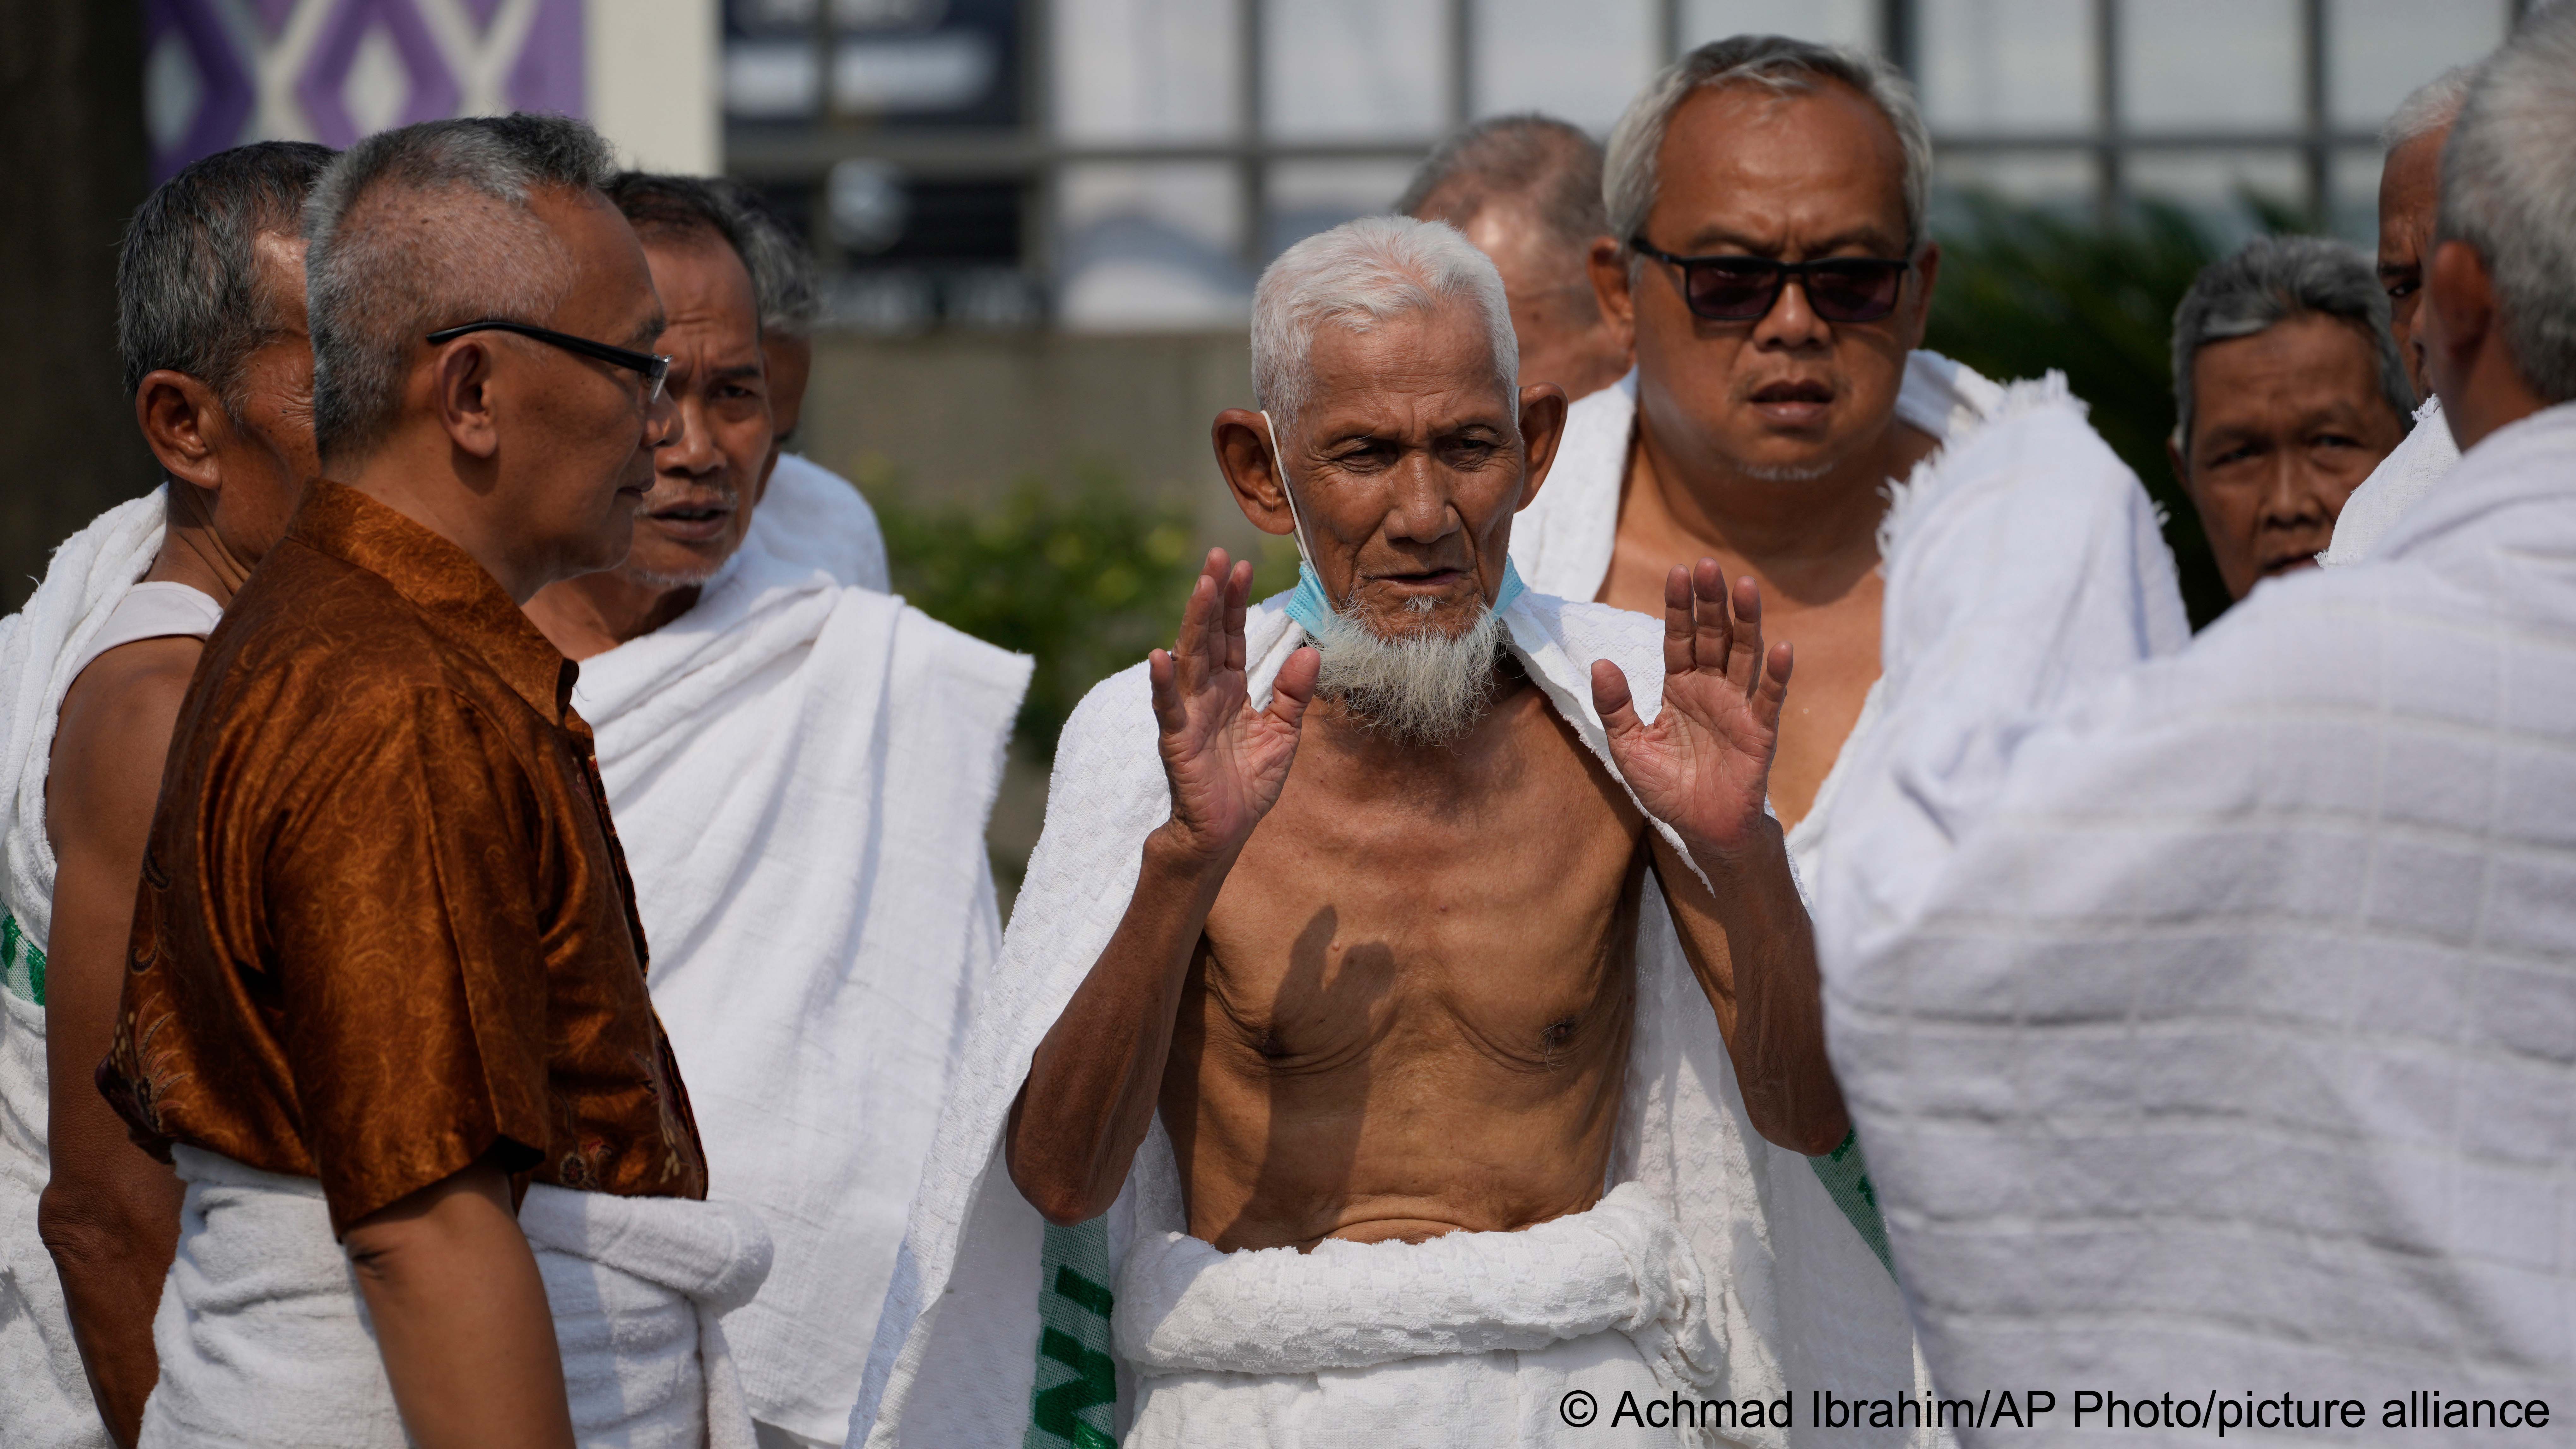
[1119,1182,1718,1388]
[1117,1184,1750,1447]
[140,1146,773,1449]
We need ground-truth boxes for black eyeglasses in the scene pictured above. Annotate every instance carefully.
[425,320,671,405]
[1628,239,1913,324]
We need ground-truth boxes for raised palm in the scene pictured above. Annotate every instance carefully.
[1591,560,1792,865]
[1151,550,1320,864]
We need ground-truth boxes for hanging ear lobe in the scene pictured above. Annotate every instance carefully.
[1214,407,1295,537]
[134,369,231,492]
[432,338,502,460]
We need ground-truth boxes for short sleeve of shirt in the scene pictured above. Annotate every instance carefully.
[263,685,555,1232]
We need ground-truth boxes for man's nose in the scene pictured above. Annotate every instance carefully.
[642,385,680,451]
[1382,455,1463,545]
[655,395,721,475]
[1749,274,1830,351]
[2258,452,2332,528]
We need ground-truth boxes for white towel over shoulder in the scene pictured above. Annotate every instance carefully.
[0,492,166,1449]
[139,1146,773,1449]
[575,525,1028,1442]
[856,589,1915,1449]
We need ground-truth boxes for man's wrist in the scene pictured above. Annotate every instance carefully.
[1143,820,1240,895]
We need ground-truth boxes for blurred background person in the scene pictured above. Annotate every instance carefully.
[0,139,330,1449]
[2322,63,2480,568]
[2166,234,2412,601]
[723,182,893,594]
[522,173,1029,1449]
[1398,114,1631,402]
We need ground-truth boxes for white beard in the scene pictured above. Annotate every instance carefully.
[1307,594,1506,748]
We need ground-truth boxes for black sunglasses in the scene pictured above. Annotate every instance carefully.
[1629,239,1913,324]
[425,320,671,405]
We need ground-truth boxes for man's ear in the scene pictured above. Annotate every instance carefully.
[1905,240,1942,345]
[2165,433,2194,502]
[1213,408,1295,536]
[2421,238,2495,390]
[1515,383,1569,512]
[1587,236,1635,344]
[133,369,230,491]
[432,339,502,460]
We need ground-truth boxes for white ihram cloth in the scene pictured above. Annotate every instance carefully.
[757,451,892,592]
[0,492,168,1449]
[1810,399,2576,1426]
[2321,394,2461,567]
[855,587,1920,1449]
[575,525,1029,1442]
[140,1146,772,1448]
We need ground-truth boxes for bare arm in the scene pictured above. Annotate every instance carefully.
[37,640,196,1447]
[344,1157,574,1449]
[1005,552,1318,1225]
[1592,562,1848,1155]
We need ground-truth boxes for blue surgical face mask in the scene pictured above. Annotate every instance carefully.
[1260,409,1526,639]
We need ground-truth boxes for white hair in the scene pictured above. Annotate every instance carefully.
[2381,63,2477,153]
[1308,593,1508,747]
[2437,4,2576,403]
[1250,215,1519,439]
[1605,35,1932,256]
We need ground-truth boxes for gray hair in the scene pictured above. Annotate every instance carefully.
[1398,114,1610,261]
[1251,215,1519,439]
[2436,4,2576,404]
[713,180,819,336]
[1605,35,1933,256]
[303,113,618,463]
[117,141,336,409]
[2381,64,2477,152]
[605,172,760,334]
[2170,234,2414,448]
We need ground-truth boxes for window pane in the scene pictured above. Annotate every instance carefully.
[1681,0,1878,51]
[1264,0,1449,142]
[2328,0,2511,132]
[2127,150,2306,247]
[1919,0,2095,136]
[1472,0,1653,132]
[1054,0,1240,144]
[1058,163,1250,332]
[1267,160,1419,260]
[2328,145,2382,246]
[1936,150,2096,208]
[2121,0,2301,134]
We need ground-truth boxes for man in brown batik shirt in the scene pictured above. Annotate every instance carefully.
[97,116,740,1449]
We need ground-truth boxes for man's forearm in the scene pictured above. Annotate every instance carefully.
[1657,828,1849,1155]
[1007,825,1231,1224]
[346,1161,572,1449]
[41,1178,180,1448]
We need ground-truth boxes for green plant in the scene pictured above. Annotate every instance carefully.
[1925,194,2237,627]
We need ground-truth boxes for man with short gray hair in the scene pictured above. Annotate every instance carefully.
[98,115,769,1449]
[2320,62,2481,568]
[0,138,331,1449]
[1400,114,1631,401]
[1811,4,2576,1400]
[1507,34,2183,1422]
[865,212,1856,1449]
[2166,234,2412,600]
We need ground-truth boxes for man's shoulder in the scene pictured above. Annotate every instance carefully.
[210,542,494,717]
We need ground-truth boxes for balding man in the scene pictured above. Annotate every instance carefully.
[97,116,767,1449]
[2166,235,2412,600]
[1506,33,2180,1409]
[523,174,1027,1449]
[864,216,1878,1449]
[2320,63,2478,567]
[0,139,329,1449]
[1401,114,1632,402]
[1814,7,2576,1405]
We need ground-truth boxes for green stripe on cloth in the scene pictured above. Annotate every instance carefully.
[1808,1128,1894,1277]
[1,909,44,1006]
[1025,1217,1117,1449]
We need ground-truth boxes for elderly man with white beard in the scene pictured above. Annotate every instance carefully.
[521,174,1029,1449]
[859,215,1898,1449]
[1809,7,2576,1415]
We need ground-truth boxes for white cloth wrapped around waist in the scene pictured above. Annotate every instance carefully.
[141,1145,773,1449]
[1118,1182,1722,1391]
[0,987,107,1449]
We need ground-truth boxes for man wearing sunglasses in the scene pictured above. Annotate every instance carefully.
[1505,33,2180,1430]
[96,116,775,1449]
